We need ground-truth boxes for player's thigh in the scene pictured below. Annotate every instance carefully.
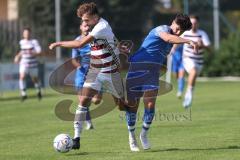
[79,87,99,106]
[183,58,198,74]
[126,63,160,106]
[83,69,102,92]
[103,72,125,99]
[19,66,28,79]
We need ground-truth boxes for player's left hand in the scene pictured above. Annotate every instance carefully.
[189,41,199,54]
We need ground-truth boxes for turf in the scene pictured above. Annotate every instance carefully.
[0,81,239,160]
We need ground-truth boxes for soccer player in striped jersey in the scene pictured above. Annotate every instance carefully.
[14,28,42,101]
[181,15,211,108]
[125,14,198,151]
[72,22,103,131]
[49,2,126,150]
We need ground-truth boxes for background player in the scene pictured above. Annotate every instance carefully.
[125,14,198,151]
[181,15,211,108]
[14,28,42,101]
[170,44,185,98]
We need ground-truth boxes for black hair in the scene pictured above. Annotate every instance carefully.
[174,13,192,31]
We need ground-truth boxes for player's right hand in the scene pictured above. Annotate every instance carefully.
[49,42,58,50]
[14,55,20,64]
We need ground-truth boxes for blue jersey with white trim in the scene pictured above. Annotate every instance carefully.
[71,36,91,89]
[129,25,173,64]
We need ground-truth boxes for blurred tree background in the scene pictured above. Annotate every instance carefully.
[0,0,240,76]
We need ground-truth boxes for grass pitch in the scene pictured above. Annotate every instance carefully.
[0,81,240,160]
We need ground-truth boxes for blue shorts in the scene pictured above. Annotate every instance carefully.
[74,66,89,91]
[126,62,161,101]
[172,51,184,73]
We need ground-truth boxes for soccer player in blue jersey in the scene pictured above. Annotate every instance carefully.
[125,14,198,151]
[170,44,185,98]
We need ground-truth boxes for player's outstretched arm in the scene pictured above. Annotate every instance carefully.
[14,52,22,64]
[49,35,94,50]
[160,32,199,53]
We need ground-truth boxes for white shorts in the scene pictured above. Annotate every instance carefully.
[83,69,124,98]
[183,57,203,75]
[19,65,38,77]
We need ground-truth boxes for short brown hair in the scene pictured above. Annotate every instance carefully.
[189,15,200,22]
[174,13,192,31]
[77,2,99,18]
[23,27,31,32]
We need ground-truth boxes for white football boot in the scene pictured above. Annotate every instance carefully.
[140,131,151,150]
[183,91,193,108]
[129,133,140,152]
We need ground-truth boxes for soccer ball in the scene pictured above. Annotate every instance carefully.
[53,134,73,153]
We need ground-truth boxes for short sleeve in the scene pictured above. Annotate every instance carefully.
[72,36,81,58]
[155,25,171,37]
[200,30,211,46]
[89,22,106,39]
[32,39,41,53]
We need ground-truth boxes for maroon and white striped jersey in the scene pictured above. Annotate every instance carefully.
[19,39,41,68]
[89,18,120,73]
[181,30,210,65]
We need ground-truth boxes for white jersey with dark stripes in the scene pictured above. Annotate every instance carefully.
[181,29,210,65]
[89,18,120,73]
[19,39,41,68]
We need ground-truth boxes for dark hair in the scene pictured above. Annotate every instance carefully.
[77,2,99,18]
[23,27,31,32]
[174,13,192,31]
[189,14,200,22]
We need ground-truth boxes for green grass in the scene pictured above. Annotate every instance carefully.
[0,81,240,160]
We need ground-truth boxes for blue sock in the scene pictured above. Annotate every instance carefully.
[178,77,185,93]
[126,110,137,132]
[142,107,155,131]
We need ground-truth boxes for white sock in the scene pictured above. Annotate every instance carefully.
[85,120,92,125]
[129,130,136,139]
[187,86,194,94]
[19,80,26,96]
[141,122,150,136]
[185,86,194,97]
[74,105,88,138]
[34,83,41,93]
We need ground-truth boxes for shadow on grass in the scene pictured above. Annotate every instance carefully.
[149,145,240,152]
[65,151,124,156]
[0,93,57,102]
[56,146,240,157]
[66,152,89,156]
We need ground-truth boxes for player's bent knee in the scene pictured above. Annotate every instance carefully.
[145,101,155,108]
[79,97,92,106]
